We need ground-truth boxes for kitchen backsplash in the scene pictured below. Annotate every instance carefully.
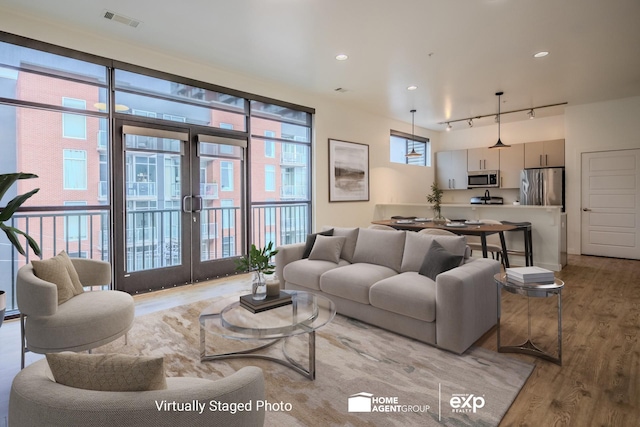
[442,188,520,205]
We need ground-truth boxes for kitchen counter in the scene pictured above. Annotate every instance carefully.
[373,203,566,271]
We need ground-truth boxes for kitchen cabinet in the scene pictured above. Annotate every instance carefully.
[499,143,525,188]
[436,150,468,189]
[467,147,500,171]
[524,139,565,168]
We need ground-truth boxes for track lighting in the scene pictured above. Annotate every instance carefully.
[438,101,567,128]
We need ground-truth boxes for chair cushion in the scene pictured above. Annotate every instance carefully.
[46,352,167,392]
[352,228,406,272]
[401,232,467,273]
[25,290,134,353]
[283,258,349,291]
[319,263,397,304]
[419,240,464,280]
[369,272,437,322]
[308,235,346,264]
[31,251,84,304]
[301,228,334,259]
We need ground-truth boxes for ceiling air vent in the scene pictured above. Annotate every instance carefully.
[103,10,141,28]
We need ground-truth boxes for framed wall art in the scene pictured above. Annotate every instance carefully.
[328,139,369,202]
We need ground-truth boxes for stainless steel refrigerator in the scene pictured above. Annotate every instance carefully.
[520,168,565,210]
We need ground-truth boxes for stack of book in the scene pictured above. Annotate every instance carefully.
[506,266,555,284]
[239,292,293,313]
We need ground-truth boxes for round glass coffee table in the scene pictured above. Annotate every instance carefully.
[494,273,564,365]
[199,290,336,380]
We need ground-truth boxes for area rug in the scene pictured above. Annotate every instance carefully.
[97,298,534,427]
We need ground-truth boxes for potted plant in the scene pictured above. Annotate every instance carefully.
[426,182,446,224]
[0,173,42,328]
[235,241,278,301]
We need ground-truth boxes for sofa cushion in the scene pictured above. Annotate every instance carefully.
[283,258,349,291]
[302,228,334,259]
[352,228,406,272]
[401,232,467,273]
[369,272,437,322]
[31,251,80,305]
[320,263,397,304]
[322,226,359,263]
[308,235,346,264]
[419,240,464,280]
[46,352,167,392]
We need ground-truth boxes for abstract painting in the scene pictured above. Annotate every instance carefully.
[328,139,369,202]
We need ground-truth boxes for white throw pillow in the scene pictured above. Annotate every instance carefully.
[308,235,347,264]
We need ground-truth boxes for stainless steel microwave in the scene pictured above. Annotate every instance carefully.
[467,170,499,188]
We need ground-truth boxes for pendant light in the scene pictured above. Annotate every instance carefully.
[406,109,421,158]
[489,91,511,149]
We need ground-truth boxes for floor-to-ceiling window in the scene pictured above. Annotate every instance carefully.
[0,33,314,311]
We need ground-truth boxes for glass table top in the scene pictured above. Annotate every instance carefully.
[200,290,336,340]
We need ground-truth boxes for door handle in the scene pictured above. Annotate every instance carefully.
[479,160,482,170]
[182,195,191,213]
[583,208,592,211]
[193,195,203,213]
[545,154,548,166]
[452,178,455,188]
[539,154,543,166]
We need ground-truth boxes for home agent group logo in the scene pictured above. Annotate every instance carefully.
[348,392,430,413]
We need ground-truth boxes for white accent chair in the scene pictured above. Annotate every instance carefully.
[16,258,134,368]
[9,359,266,427]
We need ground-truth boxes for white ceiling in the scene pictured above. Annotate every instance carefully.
[2,0,640,130]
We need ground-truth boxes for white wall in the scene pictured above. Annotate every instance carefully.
[0,9,438,230]
[564,96,640,254]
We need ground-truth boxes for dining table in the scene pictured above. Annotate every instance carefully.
[371,219,517,268]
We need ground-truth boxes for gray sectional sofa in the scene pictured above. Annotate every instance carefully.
[275,227,500,354]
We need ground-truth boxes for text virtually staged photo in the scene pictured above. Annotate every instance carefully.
[1,0,640,426]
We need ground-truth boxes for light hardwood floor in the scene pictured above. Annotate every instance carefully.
[1,255,638,426]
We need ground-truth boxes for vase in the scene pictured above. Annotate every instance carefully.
[432,207,447,225]
[0,290,6,328]
[252,272,267,301]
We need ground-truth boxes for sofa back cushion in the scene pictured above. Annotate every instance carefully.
[352,228,406,272]
[322,226,359,263]
[401,232,467,273]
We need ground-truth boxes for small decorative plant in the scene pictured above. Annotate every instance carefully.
[426,182,444,222]
[0,173,41,256]
[235,242,279,300]
[235,241,279,275]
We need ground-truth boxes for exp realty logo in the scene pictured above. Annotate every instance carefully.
[449,393,485,414]
[348,392,430,413]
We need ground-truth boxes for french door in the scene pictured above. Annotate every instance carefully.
[113,119,247,293]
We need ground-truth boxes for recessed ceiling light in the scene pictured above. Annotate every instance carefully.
[335,54,348,61]
[533,51,549,58]
[407,85,418,91]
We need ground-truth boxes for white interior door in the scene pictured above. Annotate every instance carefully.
[581,149,640,259]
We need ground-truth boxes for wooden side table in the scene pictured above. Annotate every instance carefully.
[494,273,564,365]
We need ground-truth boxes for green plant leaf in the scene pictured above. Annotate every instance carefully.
[0,188,39,222]
[0,224,26,256]
[0,173,38,201]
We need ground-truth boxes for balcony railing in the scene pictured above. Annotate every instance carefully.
[201,183,219,199]
[97,130,107,151]
[280,184,307,199]
[2,202,309,318]
[280,151,307,165]
[1,207,110,314]
[98,181,108,201]
[126,182,157,198]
